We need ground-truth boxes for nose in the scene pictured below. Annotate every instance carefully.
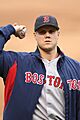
[45,31,50,36]
[45,31,50,38]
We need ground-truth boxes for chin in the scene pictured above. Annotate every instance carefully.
[38,44,57,52]
[41,47,54,52]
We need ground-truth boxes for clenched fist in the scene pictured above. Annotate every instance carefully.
[13,23,27,39]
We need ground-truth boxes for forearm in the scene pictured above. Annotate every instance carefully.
[0,24,15,50]
[0,23,27,51]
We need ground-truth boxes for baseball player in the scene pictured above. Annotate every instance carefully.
[0,15,80,120]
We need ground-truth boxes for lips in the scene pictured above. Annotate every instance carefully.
[45,40,51,42]
[44,38,52,43]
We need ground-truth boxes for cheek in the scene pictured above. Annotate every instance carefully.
[52,34,59,40]
[36,36,44,43]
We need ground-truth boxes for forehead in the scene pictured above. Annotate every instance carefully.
[37,25,57,31]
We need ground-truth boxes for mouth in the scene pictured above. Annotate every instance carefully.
[45,40,51,42]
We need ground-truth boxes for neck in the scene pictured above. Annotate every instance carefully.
[39,47,59,61]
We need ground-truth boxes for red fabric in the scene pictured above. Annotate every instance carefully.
[4,61,17,109]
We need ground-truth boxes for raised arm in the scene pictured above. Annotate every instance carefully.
[0,24,26,79]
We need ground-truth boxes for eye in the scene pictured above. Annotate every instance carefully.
[49,30,56,34]
[49,30,54,34]
[38,30,46,35]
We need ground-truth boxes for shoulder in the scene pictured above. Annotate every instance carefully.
[64,55,80,67]
[2,50,37,60]
[2,50,34,63]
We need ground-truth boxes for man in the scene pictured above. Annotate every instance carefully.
[0,15,80,120]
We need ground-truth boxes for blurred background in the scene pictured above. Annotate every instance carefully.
[0,0,80,119]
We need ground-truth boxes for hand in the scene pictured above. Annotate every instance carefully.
[13,23,27,39]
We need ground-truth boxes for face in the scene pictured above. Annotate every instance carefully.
[34,25,60,52]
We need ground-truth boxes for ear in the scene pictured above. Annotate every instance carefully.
[57,29,60,36]
[33,32,36,37]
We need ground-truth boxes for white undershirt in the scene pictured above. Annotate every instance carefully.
[33,56,65,120]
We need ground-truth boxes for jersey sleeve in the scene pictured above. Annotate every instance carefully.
[0,25,17,82]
